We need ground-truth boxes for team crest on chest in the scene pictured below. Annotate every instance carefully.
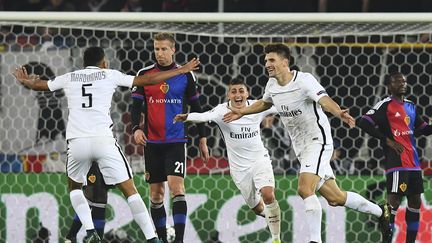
[399,182,407,192]
[404,116,410,126]
[160,83,169,94]
[88,174,96,184]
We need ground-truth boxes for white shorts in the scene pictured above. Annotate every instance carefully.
[230,160,275,209]
[297,143,335,188]
[67,136,133,185]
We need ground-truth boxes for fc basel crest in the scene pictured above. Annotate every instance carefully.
[160,83,169,94]
[88,174,96,184]
[399,182,407,192]
[404,116,410,126]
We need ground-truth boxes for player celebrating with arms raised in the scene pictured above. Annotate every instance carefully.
[358,72,432,243]
[13,46,199,243]
[174,78,281,243]
[223,44,392,243]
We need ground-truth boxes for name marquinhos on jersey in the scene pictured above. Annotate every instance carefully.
[148,96,182,104]
[71,71,106,82]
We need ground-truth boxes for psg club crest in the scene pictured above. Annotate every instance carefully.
[160,83,170,94]
[404,116,410,126]
[88,174,96,184]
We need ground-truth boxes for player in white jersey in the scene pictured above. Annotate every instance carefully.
[173,78,281,243]
[223,44,392,243]
[13,46,199,243]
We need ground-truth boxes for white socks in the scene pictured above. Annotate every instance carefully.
[127,193,157,240]
[69,189,94,230]
[304,195,322,243]
[344,191,382,217]
[264,201,281,241]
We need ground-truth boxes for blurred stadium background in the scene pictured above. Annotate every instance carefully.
[1,7,432,243]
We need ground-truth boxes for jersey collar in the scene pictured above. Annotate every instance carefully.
[156,62,176,71]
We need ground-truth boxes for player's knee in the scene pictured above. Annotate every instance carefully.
[262,193,275,205]
[297,186,314,199]
[150,191,164,203]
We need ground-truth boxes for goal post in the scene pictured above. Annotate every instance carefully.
[1,12,432,243]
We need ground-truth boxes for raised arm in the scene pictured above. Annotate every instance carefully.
[222,99,272,123]
[132,58,200,87]
[318,96,355,128]
[13,67,50,91]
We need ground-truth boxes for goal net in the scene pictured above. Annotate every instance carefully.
[0,12,431,243]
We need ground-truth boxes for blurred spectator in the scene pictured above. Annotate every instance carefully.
[3,0,47,11]
[319,0,364,12]
[262,0,319,12]
[23,62,66,144]
[330,139,354,175]
[77,0,126,11]
[162,0,188,11]
[224,0,260,12]
[121,0,143,12]
[365,0,432,12]
[42,0,75,11]
[261,115,298,174]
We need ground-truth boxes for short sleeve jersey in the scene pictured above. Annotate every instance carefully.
[131,63,199,143]
[187,100,277,171]
[362,97,427,172]
[262,70,332,154]
[47,66,134,139]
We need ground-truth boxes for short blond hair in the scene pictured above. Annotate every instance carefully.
[153,32,175,47]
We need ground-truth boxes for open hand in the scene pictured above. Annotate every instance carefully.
[180,58,200,73]
[386,138,404,154]
[173,113,188,123]
[340,109,355,128]
[133,129,147,146]
[222,106,244,123]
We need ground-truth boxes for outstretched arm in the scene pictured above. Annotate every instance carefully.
[223,99,272,123]
[132,58,200,87]
[13,67,50,91]
[318,96,355,128]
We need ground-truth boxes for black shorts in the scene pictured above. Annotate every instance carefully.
[144,143,186,183]
[386,170,424,196]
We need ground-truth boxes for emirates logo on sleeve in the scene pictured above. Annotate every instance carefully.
[160,83,170,94]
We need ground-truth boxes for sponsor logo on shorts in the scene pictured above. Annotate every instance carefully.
[305,165,311,167]
[399,182,407,192]
[88,174,96,184]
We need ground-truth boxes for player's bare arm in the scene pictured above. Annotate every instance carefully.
[199,137,210,163]
[133,58,200,87]
[318,96,355,128]
[13,66,50,91]
[223,99,272,123]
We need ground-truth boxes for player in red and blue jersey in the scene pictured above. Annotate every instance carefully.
[130,32,209,243]
[358,72,432,243]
